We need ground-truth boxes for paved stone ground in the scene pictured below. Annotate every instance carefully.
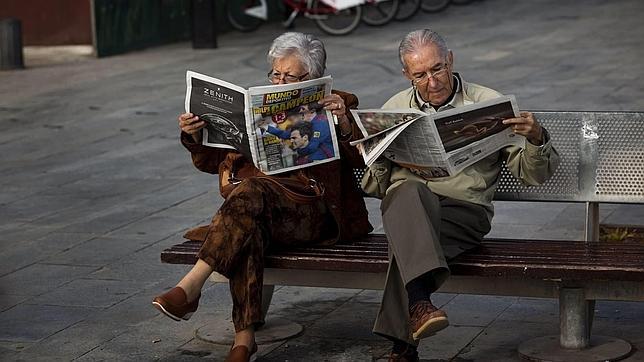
[1,0,643,361]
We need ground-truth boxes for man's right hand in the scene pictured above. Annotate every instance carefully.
[178,113,205,143]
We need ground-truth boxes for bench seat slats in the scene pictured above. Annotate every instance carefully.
[161,236,644,281]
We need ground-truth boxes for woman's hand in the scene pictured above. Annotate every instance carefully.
[502,111,544,145]
[178,113,205,143]
[319,94,352,137]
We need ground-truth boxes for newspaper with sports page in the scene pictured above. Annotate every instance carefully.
[185,71,339,175]
[350,95,523,177]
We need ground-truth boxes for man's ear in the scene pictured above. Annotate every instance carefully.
[447,50,454,67]
[402,67,412,81]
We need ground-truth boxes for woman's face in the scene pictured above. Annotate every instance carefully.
[269,54,310,85]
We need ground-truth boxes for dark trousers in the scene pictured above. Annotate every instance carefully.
[373,181,491,345]
[198,178,334,332]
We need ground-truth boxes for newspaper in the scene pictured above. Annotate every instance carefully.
[350,95,523,177]
[185,71,340,175]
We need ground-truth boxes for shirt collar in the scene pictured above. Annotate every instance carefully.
[414,73,463,113]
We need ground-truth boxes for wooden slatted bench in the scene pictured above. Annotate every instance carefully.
[160,111,644,361]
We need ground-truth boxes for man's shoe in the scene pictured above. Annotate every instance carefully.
[410,300,449,340]
[224,342,258,362]
[388,346,419,362]
[152,286,200,321]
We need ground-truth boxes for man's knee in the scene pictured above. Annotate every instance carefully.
[382,180,439,212]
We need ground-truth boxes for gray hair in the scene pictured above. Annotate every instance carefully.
[398,29,449,67]
[267,32,327,79]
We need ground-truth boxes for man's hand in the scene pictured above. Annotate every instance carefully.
[178,113,205,143]
[319,94,352,136]
[502,111,544,145]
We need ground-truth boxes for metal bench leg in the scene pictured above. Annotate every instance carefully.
[260,284,275,320]
[518,288,632,361]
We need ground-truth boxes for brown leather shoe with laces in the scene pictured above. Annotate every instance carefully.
[388,346,419,362]
[224,342,258,362]
[152,286,200,321]
[410,300,449,340]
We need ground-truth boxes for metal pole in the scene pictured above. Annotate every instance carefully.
[0,18,25,70]
[584,201,599,242]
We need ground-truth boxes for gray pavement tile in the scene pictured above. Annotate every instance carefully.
[271,286,361,306]
[442,294,517,327]
[0,225,60,245]
[0,341,34,356]
[457,342,522,362]
[0,263,97,297]
[87,239,188,282]
[0,304,97,342]
[468,319,558,350]
[106,215,202,239]
[0,194,90,224]
[74,311,221,362]
[496,297,558,324]
[0,232,97,277]
[306,301,380,341]
[43,235,157,267]
[262,336,387,362]
[352,289,384,304]
[27,278,142,308]
[55,207,157,234]
[416,325,485,361]
[0,294,29,313]
[593,300,644,321]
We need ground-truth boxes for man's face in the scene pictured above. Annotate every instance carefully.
[299,105,317,122]
[402,45,454,106]
[290,130,309,149]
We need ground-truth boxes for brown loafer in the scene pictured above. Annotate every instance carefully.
[152,286,200,321]
[410,300,449,340]
[224,342,258,362]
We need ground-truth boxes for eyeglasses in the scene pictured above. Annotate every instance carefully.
[267,71,309,83]
[411,63,449,86]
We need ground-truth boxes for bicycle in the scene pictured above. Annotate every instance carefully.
[361,0,399,26]
[421,0,451,13]
[226,0,363,36]
[394,0,421,21]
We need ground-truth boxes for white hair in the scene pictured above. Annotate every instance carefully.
[399,29,449,67]
[267,32,327,78]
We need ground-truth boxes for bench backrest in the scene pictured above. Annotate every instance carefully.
[495,111,644,203]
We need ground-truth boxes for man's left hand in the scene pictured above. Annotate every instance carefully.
[503,111,544,145]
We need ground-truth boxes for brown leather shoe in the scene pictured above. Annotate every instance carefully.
[410,300,448,340]
[152,286,200,321]
[224,342,258,362]
[388,346,419,361]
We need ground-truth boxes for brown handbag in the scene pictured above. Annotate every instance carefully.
[218,153,324,203]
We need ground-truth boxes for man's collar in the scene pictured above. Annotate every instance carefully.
[414,73,463,112]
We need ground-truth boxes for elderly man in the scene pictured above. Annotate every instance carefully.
[362,29,560,361]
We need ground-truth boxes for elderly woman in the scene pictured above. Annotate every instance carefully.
[152,32,372,362]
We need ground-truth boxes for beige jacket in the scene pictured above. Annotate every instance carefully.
[362,75,560,220]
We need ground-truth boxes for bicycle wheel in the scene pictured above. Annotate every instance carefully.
[226,0,264,32]
[421,0,451,13]
[312,0,362,36]
[361,0,399,26]
[395,0,421,21]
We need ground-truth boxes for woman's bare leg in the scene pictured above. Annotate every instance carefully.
[176,259,213,301]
